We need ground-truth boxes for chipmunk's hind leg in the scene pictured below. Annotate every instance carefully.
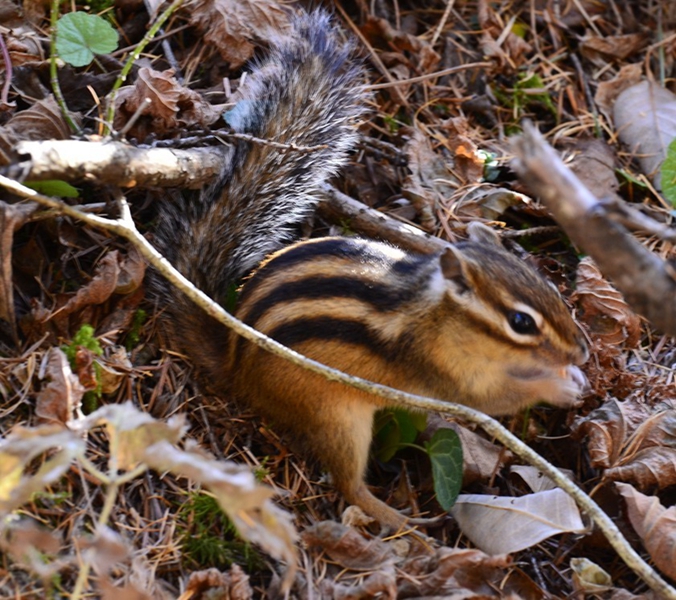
[309,396,442,530]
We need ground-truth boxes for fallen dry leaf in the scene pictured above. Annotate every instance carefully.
[613,80,676,188]
[606,446,676,489]
[113,67,219,139]
[478,1,532,65]
[58,251,121,317]
[567,138,619,201]
[510,465,575,493]
[453,184,534,221]
[580,33,646,62]
[302,521,395,571]
[99,579,151,600]
[450,489,586,555]
[184,0,291,68]
[571,557,613,594]
[398,547,513,597]
[35,347,85,424]
[0,96,75,164]
[0,201,36,337]
[403,128,457,231]
[573,257,642,348]
[185,565,253,600]
[572,398,633,469]
[115,247,146,295]
[97,346,132,395]
[616,482,676,580]
[573,398,676,490]
[75,526,129,575]
[595,63,643,120]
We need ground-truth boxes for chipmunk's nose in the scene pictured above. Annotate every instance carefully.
[573,332,589,365]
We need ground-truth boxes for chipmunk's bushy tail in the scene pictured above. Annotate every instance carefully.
[152,10,366,385]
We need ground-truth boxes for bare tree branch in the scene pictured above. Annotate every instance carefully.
[13,140,224,188]
[511,122,676,336]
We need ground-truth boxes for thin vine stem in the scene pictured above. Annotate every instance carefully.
[104,0,184,135]
[1,175,675,600]
[49,0,81,135]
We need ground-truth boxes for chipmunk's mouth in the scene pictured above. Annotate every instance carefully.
[507,365,588,387]
[507,366,552,381]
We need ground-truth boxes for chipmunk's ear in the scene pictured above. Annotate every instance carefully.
[467,222,502,247]
[440,246,471,294]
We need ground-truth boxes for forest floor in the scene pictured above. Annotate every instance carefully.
[1,0,676,598]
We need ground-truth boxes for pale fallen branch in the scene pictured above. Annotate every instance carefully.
[13,140,223,188]
[1,173,674,600]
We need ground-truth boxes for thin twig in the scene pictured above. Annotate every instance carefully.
[0,173,674,600]
[367,61,492,90]
[0,33,13,106]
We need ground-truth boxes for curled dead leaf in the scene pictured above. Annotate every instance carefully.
[185,565,253,600]
[571,557,613,594]
[573,398,676,489]
[59,251,120,317]
[571,398,632,469]
[36,347,85,424]
[0,425,84,513]
[183,0,291,68]
[573,257,642,348]
[113,68,219,139]
[606,446,676,489]
[97,346,132,395]
[302,521,395,571]
[115,247,146,295]
[616,482,676,580]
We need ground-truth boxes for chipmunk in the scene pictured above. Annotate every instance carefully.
[153,10,589,529]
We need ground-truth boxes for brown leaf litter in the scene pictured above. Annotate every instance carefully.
[1,0,676,598]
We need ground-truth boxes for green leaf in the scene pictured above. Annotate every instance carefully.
[25,180,79,198]
[373,408,427,462]
[55,12,118,67]
[425,428,463,511]
[661,137,676,206]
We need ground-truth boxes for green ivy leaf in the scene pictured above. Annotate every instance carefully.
[25,180,79,198]
[425,428,463,511]
[55,12,118,67]
[661,138,676,206]
[373,408,427,462]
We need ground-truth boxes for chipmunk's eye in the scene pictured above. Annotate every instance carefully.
[508,311,539,335]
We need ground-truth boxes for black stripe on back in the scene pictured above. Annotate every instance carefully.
[269,316,401,362]
[242,274,417,326]
[244,237,435,295]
